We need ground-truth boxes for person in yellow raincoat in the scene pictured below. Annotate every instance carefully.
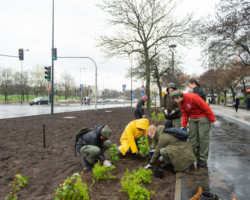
[118,118,149,155]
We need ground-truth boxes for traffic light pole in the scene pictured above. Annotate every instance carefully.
[21,61,23,104]
[51,0,55,115]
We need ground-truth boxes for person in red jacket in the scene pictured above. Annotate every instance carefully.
[170,89,221,166]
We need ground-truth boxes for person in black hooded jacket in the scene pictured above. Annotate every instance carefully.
[75,125,112,170]
[187,77,206,102]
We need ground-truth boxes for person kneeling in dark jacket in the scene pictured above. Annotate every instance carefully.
[76,125,112,170]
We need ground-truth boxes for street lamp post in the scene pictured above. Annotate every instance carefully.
[169,44,177,83]
[80,68,86,105]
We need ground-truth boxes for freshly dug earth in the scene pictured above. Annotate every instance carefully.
[0,107,175,200]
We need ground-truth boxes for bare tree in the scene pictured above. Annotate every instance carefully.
[60,72,76,100]
[97,0,192,110]
[194,0,250,67]
[30,65,48,97]
[0,67,14,102]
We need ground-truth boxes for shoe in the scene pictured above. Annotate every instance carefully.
[82,158,92,170]
[197,159,207,166]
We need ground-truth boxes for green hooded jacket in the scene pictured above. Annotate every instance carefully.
[161,94,181,120]
[150,125,196,172]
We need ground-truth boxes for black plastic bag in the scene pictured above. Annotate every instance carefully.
[164,127,189,141]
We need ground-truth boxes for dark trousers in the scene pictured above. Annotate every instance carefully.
[134,110,142,119]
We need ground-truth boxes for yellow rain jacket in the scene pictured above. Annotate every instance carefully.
[119,118,149,155]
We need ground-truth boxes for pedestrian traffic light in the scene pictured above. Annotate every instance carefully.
[52,48,57,60]
[44,66,51,81]
[18,49,24,60]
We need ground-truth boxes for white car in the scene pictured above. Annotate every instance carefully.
[117,99,126,103]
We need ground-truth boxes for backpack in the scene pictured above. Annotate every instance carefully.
[164,127,189,141]
[75,127,93,156]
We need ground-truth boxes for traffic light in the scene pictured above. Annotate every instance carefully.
[44,66,51,81]
[52,48,57,60]
[18,49,24,60]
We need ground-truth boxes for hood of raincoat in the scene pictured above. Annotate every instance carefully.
[135,118,149,130]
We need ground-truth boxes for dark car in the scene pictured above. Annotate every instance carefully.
[29,97,49,105]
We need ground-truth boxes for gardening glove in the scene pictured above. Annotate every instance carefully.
[103,160,112,168]
[142,115,146,118]
[211,121,221,127]
[145,164,152,169]
[158,156,164,162]
[164,110,169,115]
[181,127,187,131]
[169,110,175,115]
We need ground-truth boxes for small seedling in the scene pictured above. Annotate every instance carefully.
[137,137,150,157]
[5,173,30,200]
[54,172,89,200]
[109,144,120,162]
[151,111,165,122]
[151,111,157,122]
[157,112,165,122]
[92,161,116,181]
[121,168,155,200]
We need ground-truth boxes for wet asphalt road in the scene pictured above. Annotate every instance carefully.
[0,103,135,119]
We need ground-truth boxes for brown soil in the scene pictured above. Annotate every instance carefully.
[0,107,175,200]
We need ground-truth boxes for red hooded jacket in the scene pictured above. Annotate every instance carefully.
[180,93,216,127]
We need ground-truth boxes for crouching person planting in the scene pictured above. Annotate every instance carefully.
[118,118,149,156]
[145,125,196,172]
[75,125,112,170]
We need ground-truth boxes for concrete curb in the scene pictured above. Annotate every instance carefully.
[174,172,182,200]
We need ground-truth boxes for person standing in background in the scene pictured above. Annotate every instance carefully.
[161,83,181,128]
[134,95,148,119]
[187,77,206,102]
[233,96,240,112]
[245,96,250,111]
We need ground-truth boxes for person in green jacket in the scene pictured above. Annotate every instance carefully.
[161,83,181,128]
[145,125,196,172]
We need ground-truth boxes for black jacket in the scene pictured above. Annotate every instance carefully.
[193,86,206,102]
[134,100,145,118]
[76,125,106,162]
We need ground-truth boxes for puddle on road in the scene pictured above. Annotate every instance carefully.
[63,116,76,119]
[105,110,112,112]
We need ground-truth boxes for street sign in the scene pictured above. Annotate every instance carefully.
[47,88,51,91]
[132,94,134,99]
[80,84,83,88]
[122,84,126,90]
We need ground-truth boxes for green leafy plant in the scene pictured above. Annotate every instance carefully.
[137,137,150,157]
[151,111,157,122]
[121,168,155,200]
[92,162,116,181]
[54,172,89,200]
[109,144,120,162]
[151,111,165,122]
[157,112,165,122]
[5,173,30,200]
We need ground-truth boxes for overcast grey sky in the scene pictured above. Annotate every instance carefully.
[0,0,218,91]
